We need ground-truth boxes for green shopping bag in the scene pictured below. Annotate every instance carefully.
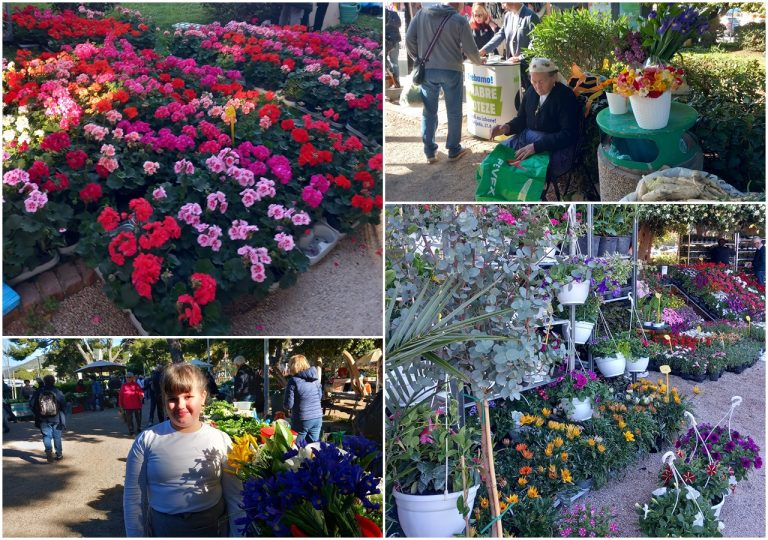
[475,144,549,201]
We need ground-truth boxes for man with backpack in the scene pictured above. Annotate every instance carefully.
[29,375,67,463]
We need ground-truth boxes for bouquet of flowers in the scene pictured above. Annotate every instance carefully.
[638,4,710,64]
[227,420,382,537]
[614,65,685,98]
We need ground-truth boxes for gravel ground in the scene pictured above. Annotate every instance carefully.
[4,222,382,337]
[384,100,587,202]
[2,401,363,537]
[582,361,765,538]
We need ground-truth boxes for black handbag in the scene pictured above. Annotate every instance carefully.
[412,14,452,85]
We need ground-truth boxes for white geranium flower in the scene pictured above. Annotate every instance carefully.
[718,521,725,532]
[652,487,667,497]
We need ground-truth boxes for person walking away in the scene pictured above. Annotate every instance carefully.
[136,375,145,403]
[29,375,67,462]
[283,355,324,443]
[752,237,765,285]
[119,373,144,437]
[478,2,540,89]
[21,379,34,401]
[148,364,166,425]
[3,381,18,433]
[386,6,403,87]
[123,364,243,537]
[406,2,483,163]
[709,238,735,266]
[233,356,264,412]
[470,3,499,53]
[91,376,104,411]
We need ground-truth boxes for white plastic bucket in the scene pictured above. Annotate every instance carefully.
[630,91,671,130]
[394,485,479,537]
[606,92,628,115]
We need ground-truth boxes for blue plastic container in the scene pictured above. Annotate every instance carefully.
[3,283,20,315]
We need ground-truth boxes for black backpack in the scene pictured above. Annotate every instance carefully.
[37,390,59,417]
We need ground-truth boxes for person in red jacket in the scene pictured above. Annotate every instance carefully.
[118,373,144,437]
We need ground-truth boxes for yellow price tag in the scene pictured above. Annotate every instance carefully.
[659,365,671,374]
[663,334,671,341]
[654,292,662,299]
[746,315,752,322]
[224,105,236,122]
[696,325,702,333]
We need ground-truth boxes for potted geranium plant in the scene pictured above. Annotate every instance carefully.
[387,401,480,538]
[553,370,608,422]
[626,331,661,372]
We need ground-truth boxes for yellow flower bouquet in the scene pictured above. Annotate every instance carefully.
[615,65,685,98]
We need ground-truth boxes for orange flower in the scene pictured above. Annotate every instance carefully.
[518,476,528,486]
[515,443,528,453]
[522,449,534,459]
[519,466,533,475]
[527,486,540,499]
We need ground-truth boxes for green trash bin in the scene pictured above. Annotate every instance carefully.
[339,3,360,24]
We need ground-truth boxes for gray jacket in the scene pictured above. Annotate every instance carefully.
[480,5,540,58]
[406,4,482,73]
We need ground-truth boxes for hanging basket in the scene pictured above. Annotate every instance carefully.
[393,485,479,537]
[595,352,627,378]
[630,91,671,130]
[626,356,650,373]
[571,321,595,344]
[563,397,593,422]
[557,279,590,305]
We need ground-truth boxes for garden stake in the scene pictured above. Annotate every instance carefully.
[664,334,673,353]
[660,365,671,398]
[746,315,751,337]
[481,399,503,537]
[655,292,662,323]
[461,455,469,538]
[225,105,236,145]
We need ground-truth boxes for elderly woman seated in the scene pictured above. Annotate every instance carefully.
[490,57,580,178]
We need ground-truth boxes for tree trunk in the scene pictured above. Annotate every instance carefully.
[637,223,655,261]
[168,339,184,363]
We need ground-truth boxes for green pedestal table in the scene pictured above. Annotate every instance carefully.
[596,102,699,171]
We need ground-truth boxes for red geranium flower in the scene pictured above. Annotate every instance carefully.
[129,198,153,222]
[177,294,203,328]
[108,231,137,266]
[190,273,217,306]
[65,149,88,169]
[79,182,103,203]
[97,207,120,232]
[28,160,50,183]
[40,131,71,153]
[131,252,162,299]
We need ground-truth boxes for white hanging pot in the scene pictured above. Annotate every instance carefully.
[712,492,727,519]
[570,321,595,344]
[626,356,650,373]
[394,485,479,537]
[563,397,593,422]
[595,352,627,377]
[557,279,590,305]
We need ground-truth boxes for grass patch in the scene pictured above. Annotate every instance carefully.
[114,3,213,29]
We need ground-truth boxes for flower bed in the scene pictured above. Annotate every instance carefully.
[670,263,765,322]
[166,20,383,142]
[3,14,382,334]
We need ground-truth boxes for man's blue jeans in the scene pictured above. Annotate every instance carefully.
[41,421,63,456]
[420,68,464,158]
[293,416,323,444]
[756,270,765,286]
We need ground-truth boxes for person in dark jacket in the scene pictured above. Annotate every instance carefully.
[147,364,166,426]
[709,238,735,265]
[233,356,264,411]
[479,2,540,88]
[406,3,483,163]
[752,237,765,285]
[385,7,402,86]
[469,3,498,53]
[283,355,323,443]
[490,57,580,178]
[29,374,67,462]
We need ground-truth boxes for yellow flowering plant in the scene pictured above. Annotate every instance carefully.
[614,65,685,98]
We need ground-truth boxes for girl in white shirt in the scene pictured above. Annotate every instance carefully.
[123,363,243,537]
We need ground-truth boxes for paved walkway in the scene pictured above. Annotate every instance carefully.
[3,403,145,537]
